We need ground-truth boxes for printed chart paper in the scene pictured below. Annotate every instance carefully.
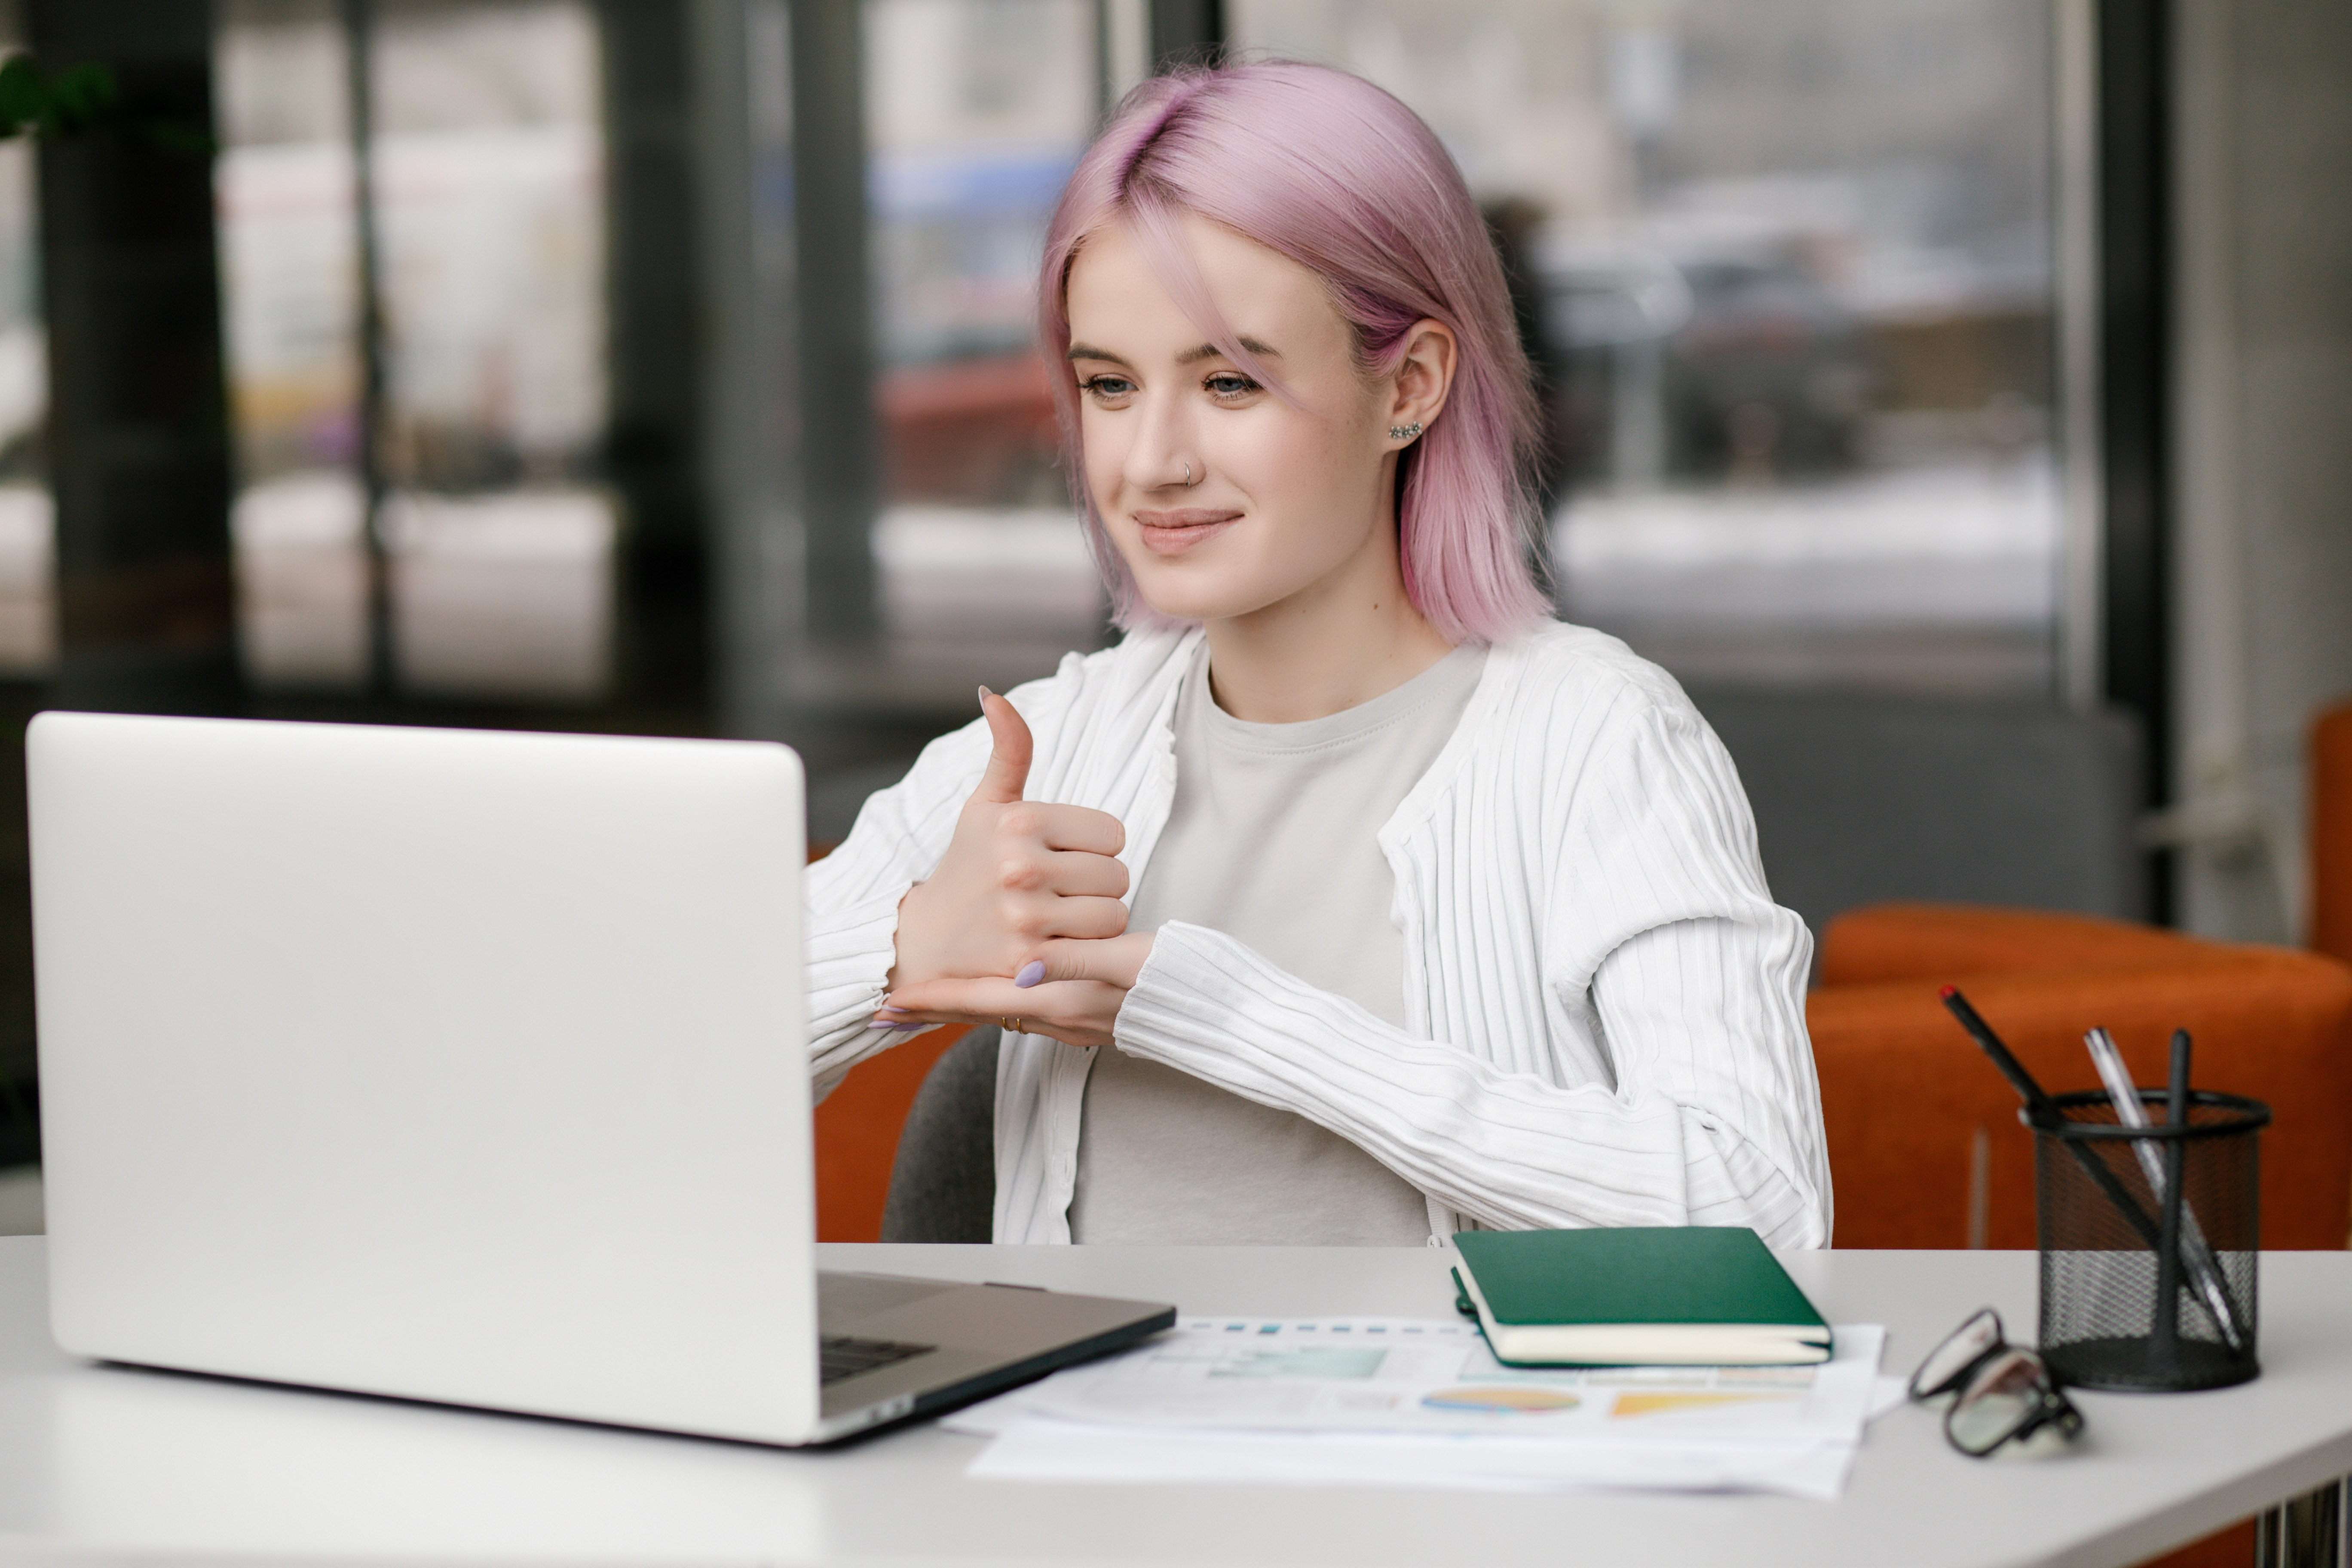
[949,1318,1891,1499]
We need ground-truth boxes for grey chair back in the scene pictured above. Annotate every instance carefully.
[1693,690,2147,941]
[879,1026,999,1243]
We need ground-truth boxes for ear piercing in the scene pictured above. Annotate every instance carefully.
[1389,422,1425,441]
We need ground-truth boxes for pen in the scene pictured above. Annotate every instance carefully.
[2168,1029,2192,1127]
[2084,1027,2246,1352]
[1940,987,2061,1118]
[1940,987,2166,1255]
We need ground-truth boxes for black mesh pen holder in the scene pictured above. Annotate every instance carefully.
[2031,1089,2269,1392]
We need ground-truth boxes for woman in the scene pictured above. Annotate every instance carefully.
[807,61,1830,1249]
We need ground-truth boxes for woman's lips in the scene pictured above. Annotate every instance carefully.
[1132,508,1242,556]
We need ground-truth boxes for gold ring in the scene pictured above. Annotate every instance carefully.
[1000,1017,1024,1034]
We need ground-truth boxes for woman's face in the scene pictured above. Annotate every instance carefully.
[1063,214,1443,626]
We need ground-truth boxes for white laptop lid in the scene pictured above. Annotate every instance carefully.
[28,712,822,1445]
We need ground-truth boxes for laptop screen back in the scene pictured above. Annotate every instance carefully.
[28,713,821,1444]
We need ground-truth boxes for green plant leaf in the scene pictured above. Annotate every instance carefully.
[0,52,126,141]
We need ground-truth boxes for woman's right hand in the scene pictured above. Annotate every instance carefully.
[885,689,1131,995]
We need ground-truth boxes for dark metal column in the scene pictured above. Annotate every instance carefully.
[2097,0,2173,910]
[339,0,394,698]
[692,0,800,741]
[29,0,238,715]
[1149,0,1223,72]
[601,0,710,708]
[789,0,877,644]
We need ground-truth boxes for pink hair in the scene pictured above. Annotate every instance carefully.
[1037,60,1551,646]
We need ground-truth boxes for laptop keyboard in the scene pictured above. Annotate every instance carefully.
[820,1333,934,1386]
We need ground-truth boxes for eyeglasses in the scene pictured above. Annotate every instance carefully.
[1909,1308,2085,1459]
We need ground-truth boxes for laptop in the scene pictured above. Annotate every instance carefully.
[26,711,1172,1446]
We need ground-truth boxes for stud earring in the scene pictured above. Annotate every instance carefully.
[1388,422,1424,441]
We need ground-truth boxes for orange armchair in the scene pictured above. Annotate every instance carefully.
[2312,699,2352,968]
[804,833,975,1243]
[1809,903,2352,1250]
[812,1025,970,1242]
[823,907,2352,1250]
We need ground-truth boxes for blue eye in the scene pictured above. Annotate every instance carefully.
[1205,373,1260,398]
[1081,374,1136,400]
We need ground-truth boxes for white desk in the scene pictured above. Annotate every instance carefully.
[0,1236,2347,1567]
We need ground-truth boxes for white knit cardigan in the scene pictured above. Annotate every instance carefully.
[806,622,1832,1249]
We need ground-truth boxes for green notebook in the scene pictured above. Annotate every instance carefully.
[1451,1227,1833,1367]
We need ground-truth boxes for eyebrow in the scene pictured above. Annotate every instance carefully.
[1066,336,1283,368]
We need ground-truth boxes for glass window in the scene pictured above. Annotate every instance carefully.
[216,0,367,687]
[374,0,610,701]
[1230,0,2061,695]
[216,0,614,701]
[0,3,50,677]
[867,0,1105,694]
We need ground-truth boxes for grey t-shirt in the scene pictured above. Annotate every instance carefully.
[1067,641,1488,1246]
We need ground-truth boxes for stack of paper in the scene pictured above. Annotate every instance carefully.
[946,1317,1899,1499]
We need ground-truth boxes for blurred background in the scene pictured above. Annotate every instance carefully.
[0,0,2348,1239]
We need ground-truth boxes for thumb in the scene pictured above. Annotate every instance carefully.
[970,686,1033,805]
[1014,931,1155,991]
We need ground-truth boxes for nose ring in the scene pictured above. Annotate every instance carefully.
[1182,460,1197,487]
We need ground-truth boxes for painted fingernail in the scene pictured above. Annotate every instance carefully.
[1014,960,1046,989]
[977,685,993,708]
[869,1018,904,1029]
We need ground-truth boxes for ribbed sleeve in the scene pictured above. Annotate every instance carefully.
[1106,637,1830,1249]
[802,620,1831,1249]
[1117,917,1824,1246]
[800,631,1194,1108]
[802,734,980,1097]
[801,657,1085,1090]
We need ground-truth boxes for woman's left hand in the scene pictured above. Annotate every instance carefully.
[874,931,1155,1048]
